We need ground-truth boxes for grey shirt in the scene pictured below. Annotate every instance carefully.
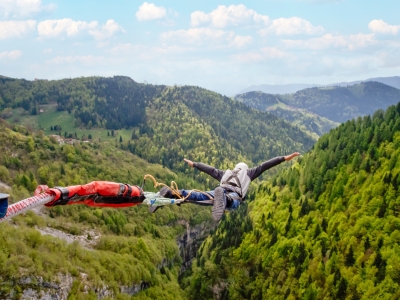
[193,156,285,182]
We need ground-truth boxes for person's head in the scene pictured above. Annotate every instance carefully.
[234,162,248,171]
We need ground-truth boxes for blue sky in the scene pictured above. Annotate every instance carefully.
[1,0,399,95]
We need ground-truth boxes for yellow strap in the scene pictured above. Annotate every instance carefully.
[143,174,214,201]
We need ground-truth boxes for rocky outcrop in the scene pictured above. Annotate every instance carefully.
[3,217,213,299]
[3,273,74,300]
[176,219,216,274]
[3,273,150,299]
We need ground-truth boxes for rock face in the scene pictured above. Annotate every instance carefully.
[176,220,216,274]
[7,274,74,300]
[3,219,213,299]
[4,273,148,299]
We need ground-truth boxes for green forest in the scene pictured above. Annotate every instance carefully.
[183,104,400,299]
[0,76,315,176]
[235,82,400,133]
[1,75,400,299]
[0,76,315,299]
[234,91,339,138]
[0,119,213,299]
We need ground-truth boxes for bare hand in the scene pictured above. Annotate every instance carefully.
[284,152,300,161]
[183,158,194,167]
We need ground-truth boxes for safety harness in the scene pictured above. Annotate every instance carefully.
[220,166,250,201]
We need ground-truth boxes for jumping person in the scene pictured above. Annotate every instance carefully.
[155,152,300,222]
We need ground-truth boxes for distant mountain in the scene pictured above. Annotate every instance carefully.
[236,76,400,95]
[234,91,339,137]
[237,83,317,95]
[330,76,400,90]
[236,82,400,128]
[283,81,400,123]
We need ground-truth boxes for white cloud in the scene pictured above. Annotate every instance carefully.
[161,27,234,45]
[231,47,286,63]
[259,17,324,36]
[347,33,377,50]
[168,8,179,18]
[283,33,375,50]
[0,20,36,39]
[0,50,23,60]
[89,19,125,40]
[46,55,105,65]
[191,4,269,28]
[320,55,382,76]
[283,34,346,49]
[109,43,138,54]
[37,18,98,38]
[261,47,286,58]
[0,0,56,19]
[369,19,400,35]
[43,48,52,53]
[136,2,166,21]
[232,35,253,48]
[108,43,193,60]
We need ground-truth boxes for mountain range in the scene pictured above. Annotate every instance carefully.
[237,76,400,95]
[235,81,400,137]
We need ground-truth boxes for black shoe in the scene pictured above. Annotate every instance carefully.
[212,187,226,222]
[159,186,174,198]
[159,186,182,199]
[149,205,161,214]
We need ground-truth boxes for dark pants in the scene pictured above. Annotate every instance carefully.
[180,189,240,209]
[0,198,8,219]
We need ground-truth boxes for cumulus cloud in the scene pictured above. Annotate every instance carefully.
[369,19,400,35]
[136,2,166,21]
[38,18,97,38]
[0,0,56,19]
[107,43,191,61]
[162,28,234,45]
[89,19,125,40]
[162,28,255,49]
[37,18,124,41]
[0,50,23,60]
[283,33,375,50]
[231,35,253,48]
[46,55,105,65]
[0,20,36,39]
[231,47,286,63]
[191,4,269,28]
[259,17,324,36]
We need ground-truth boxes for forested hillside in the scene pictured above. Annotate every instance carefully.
[0,76,164,129]
[0,76,316,177]
[0,119,212,299]
[235,81,400,132]
[0,75,317,299]
[130,85,315,174]
[235,91,339,137]
[183,104,400,299]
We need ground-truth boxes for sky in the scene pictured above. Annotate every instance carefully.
[0,0,399,95]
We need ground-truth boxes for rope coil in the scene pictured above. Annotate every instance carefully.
[143,174,214,201]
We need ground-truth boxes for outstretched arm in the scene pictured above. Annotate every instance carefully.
[183,158,225,181]
[183,158,194,167]
[284,152,300,161]
[248,152,300,181]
